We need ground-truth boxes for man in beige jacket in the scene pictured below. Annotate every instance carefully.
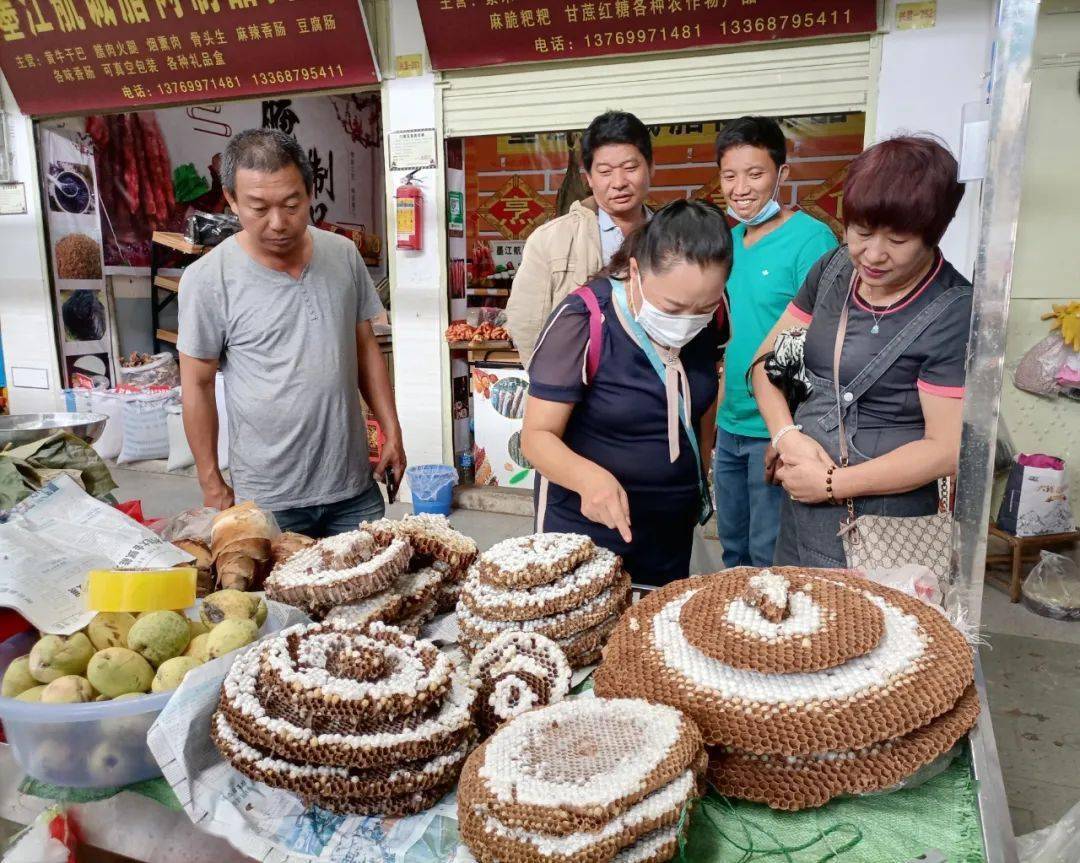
[507,111,654,364]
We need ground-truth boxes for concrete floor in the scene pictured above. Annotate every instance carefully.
[101,467,1080,840]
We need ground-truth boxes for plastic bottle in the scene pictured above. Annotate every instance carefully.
[459,450,475,485]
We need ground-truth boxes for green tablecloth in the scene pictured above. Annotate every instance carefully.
[18,748,984,863]
[19,775,181,811]
[680,745,985,862]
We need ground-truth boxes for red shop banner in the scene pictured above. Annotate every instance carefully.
[0,0,378,116]
[420,0,878,70]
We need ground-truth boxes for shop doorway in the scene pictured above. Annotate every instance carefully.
[444,112,865,493]
[35,90,387,392]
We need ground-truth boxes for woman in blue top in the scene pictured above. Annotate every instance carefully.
[521,200,732,586]
[712,116,838,569]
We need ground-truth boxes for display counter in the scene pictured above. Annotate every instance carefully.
[449,340,519,365]
[0,659,1016,863]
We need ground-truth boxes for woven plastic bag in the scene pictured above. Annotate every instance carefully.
[117,390,177,464]
[117,352,179,389]
[1021,550,1080,620]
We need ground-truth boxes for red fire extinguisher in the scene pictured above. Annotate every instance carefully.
[396,169,423,251]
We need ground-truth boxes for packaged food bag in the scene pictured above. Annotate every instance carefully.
[117,390,176,464]
[215,371,230,469]
[61,386,94,413]
[165,402,195,471]
[89,389,125,460]
[996,453,1077,537]
[118,351,180,389]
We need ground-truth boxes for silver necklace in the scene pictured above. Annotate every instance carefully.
[863,284,901,334]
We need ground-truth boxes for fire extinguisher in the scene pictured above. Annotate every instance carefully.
[396,169,423,251]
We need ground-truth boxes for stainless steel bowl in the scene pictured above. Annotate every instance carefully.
[0,412,109,449]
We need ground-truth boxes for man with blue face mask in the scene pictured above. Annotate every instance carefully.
[711,116,838,568]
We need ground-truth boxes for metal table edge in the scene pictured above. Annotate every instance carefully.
[971,652,1018,863]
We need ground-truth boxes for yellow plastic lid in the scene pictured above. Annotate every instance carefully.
[86,568,197,612]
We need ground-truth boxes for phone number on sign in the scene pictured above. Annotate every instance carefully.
[580,9,857,46]
[717,9,858,35]
[157,76,242,96]
[251,65,346,86]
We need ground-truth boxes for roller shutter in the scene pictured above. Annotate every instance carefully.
[440,38,877,137]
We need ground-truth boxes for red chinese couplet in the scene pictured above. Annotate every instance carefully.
[0,0,378,116]
[420,0,878,70]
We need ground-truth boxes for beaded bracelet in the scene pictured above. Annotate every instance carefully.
[826,465,838,505]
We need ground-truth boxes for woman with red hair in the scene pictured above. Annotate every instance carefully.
[751,135,971,567]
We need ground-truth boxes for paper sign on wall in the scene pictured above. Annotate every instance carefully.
[0,182,27,214]
[390,129,437,171]
[896,1,937,30]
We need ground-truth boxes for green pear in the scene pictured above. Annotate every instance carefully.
[206,618,258,658]
[87,741,129,785]
[41,675,95,703]
[152,656,202,692]
[86,612,137,650]
[127,611,190,666]
[87,647,154,697]
[200,589,258,627]
[2,655,37,697]
[184,633,210,663]
[31,740,77,783]
[15,685,46,702]
[29,633,95,683]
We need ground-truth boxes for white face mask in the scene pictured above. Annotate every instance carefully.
[633,270,714,349]
[725,169,785,226]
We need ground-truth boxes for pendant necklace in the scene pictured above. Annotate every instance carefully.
[863,284,901,334]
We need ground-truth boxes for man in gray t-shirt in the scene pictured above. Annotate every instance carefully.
[178,129,404,537]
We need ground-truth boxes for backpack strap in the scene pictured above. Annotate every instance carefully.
[570,284,727,382]
[570,285,603,384]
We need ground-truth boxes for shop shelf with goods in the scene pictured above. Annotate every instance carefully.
[149,232,206,354]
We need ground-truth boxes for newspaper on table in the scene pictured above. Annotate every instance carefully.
[0,475,193,634]
[146,609,463,863]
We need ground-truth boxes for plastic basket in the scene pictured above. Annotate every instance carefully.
[0,606,287,789]
[405,464,457,515]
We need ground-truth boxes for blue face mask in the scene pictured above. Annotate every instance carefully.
[727,198,781,227]
[725,173,784,226]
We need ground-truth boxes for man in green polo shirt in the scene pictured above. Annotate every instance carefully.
[712,116,838,567]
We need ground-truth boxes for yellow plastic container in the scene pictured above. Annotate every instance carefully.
[85,568,197,612]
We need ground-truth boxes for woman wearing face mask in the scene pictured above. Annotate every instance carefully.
[750,135,971,567]
[522,200,732,586]
[712,116,838,569]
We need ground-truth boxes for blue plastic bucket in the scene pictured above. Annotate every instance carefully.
[406,464,457,515]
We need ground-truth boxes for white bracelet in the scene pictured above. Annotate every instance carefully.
[772,424,802,448]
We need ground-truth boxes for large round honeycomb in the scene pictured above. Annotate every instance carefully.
[593,567,978,810]
[212,620,476,816]
[457,698,705,863]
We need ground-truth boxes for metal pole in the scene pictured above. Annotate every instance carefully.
[950,2,1041,861]
[951,0,1040,639]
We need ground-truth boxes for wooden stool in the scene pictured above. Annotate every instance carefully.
[986,523,1080,602]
